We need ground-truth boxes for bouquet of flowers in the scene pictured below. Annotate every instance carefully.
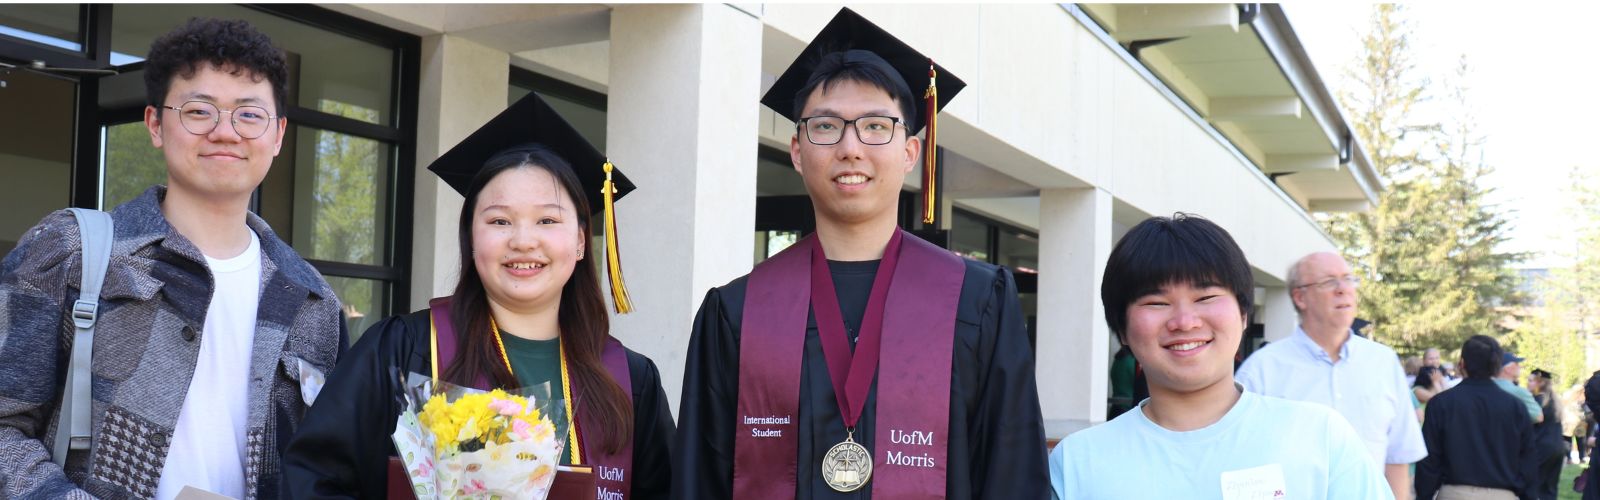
[392,374,568,499]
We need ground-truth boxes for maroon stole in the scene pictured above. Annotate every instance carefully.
[732,230,966,499]
[429,298,635,499]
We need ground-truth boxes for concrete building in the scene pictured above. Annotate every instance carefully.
[0,3,1380,439]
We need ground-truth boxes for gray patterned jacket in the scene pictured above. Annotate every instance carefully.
[0,186,346,499]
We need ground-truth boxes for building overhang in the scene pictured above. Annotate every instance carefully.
[1080,3,1383,213]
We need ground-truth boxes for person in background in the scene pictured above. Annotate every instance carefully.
[1442,362,1464,390]
[1424,348,1444,370]
[1414,366,1446,406]
[1565,383,1588,464]
[1497,352,1544,424]
[1109,344,1137,418]
[1528,369,1568,500]
[1235,251,1426,500]
[1413,366,1446,424]
[1586,369,1600,500]
[1415,335,1536,500]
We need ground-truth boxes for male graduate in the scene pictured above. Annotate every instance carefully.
[673,8,1048,500]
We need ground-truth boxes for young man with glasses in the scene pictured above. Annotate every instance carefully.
[1236,251,1427,500]
[0,18,344,499]
[673,8,1048,499]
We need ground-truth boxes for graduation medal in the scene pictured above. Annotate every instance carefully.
[810,232,904,493]
[823,428,872,491]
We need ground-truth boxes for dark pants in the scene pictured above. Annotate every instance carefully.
[1585,447,1600,500]
[1541,450,1565,499]
[1581,433,1591,464]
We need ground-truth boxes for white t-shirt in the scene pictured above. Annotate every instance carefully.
[156,232,262,500]
[1049,390,1393,500]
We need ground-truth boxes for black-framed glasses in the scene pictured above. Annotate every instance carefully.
[160,100,279,139]
[1294,275,1361,291]
[797,115,903,145]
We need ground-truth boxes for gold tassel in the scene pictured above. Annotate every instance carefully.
[922,60,939,225]
[602,160,633,314]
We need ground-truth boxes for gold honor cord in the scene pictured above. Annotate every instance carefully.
[922,61,939,225]
[602,161,633,314]
[490,317,515,376]
[489,318,583,464]
[430,319,441,387]
[558,343,582,464]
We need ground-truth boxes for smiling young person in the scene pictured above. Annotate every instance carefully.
[1048,214,1391,499]
[0,18,347,500]
[282,93,673,500]
[673,8,1047,500]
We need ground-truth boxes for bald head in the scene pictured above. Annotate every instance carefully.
[1289,252,1359,336]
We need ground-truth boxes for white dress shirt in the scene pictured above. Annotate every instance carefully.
[1236,326,1428,466]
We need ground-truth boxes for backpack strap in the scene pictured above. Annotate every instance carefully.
[53,208,113,466]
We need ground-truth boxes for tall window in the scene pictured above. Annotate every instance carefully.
[951,208,1039,344]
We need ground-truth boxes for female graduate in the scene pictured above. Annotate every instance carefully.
[283,93,672,500]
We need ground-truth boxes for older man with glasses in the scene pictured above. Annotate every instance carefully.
[1236,252,1427,500]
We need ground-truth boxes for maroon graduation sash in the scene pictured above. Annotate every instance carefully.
[429,298,635,499]
[734,230,965,499]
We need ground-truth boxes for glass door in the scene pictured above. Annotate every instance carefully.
[0,66,76,257]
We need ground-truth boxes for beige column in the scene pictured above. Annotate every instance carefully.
[1261,285,1298,342]
[1036,187,1114,439]
[606,4,762,416]
[409,35,510,310]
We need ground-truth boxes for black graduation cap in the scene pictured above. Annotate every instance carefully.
[760,7,967,225]
[427,92,635,210]
[426,92,636,313]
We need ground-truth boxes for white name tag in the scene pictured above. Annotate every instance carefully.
[1220,463,1287,500]
[174,486,238,500]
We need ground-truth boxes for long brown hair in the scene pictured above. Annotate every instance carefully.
[445,143,633,454]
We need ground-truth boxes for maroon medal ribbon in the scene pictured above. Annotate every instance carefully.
[733,230,963,499]
[810,230,903,430]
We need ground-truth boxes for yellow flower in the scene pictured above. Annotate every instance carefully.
[419,390,555,455]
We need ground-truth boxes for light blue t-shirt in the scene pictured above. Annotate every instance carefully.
[1049,390,1393,500]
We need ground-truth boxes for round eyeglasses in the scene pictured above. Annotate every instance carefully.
[160,100,279,139]
[797,115,904,146]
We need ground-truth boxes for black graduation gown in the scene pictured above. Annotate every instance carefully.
[672,258,1050,500]
[281,310,675,500]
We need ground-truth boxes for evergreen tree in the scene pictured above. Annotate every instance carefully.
[1508,166,1599,389]
[1321,5,1524,354]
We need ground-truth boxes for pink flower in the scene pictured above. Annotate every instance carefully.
[511,418,532,440]
[487,399,524,417]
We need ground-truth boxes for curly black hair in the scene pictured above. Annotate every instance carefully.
[144,18,290,116]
